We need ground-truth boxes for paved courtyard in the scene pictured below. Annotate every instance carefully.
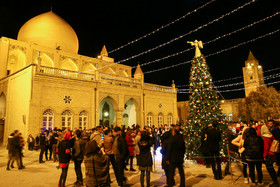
[0,146,276,186]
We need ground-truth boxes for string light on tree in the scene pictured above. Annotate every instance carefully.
[184,40,227,159]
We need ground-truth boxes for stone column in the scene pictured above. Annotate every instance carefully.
[115,110,123,127]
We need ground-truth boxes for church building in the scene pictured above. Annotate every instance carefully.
[0,11,177,143]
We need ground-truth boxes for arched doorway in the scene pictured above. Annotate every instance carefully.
[122,99,137,127]
[0,93,6,143]
[99,97,116,127]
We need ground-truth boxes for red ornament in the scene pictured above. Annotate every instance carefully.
[196,134,199,137]
[197,110,200,113]
[199,124,202,127]
[212,107,215,111]
[198,71,200,74]
[187,134,190,137]
[200,97,203,100]
[193,148,196,150]
[194,78,197,81]
[222,132,225,134]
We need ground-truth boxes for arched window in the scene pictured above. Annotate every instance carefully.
[167,113,172,125]
[43,109,54,130]
[147,112,153,125]
[79,110,88,130]
[158,113,163,126]
[223,114,227,121]
[228,114,233,122]
[62,110,72,130]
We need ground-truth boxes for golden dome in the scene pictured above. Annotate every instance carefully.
[17,11,79,54]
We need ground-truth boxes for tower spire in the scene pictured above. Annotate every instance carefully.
[100,45,108,57]
[247,50,256,61]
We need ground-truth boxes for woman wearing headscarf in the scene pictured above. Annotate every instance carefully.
[84,140,110,187]
[57,131,72,187]
[243,127,264,186]
[138,131,154,187]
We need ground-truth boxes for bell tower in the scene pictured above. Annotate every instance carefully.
[242,51,264,97]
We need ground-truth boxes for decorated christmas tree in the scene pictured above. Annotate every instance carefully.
[184,40,227,159]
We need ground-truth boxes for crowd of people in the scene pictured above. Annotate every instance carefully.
[5,120,280,187]
[226,120,280,187]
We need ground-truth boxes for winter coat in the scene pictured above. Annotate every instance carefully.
[39,133,46,146]
[138,138,153,167]
[243,135,264,161]
[113,134,128,161]
[160,137,169,169]
[231,127,248,154]
[10,136,21,155]
[166,132,186,163]
[263,136,275,158]
[199,128,209,154]
[126,133,135,156]
[206,127,221,153]
[57,131,72,168]
[73,138,85,161]
[134,135,141,155]
[103,135,114,155]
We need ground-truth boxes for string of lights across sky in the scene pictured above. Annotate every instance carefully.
[177,79,280,94]
[79,29,280,90]
[108,0,216,54]
[89,0,256,72]
[177,72,280,91]
[82,11,279,78]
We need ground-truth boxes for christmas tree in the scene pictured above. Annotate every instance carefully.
[184,40,227,159]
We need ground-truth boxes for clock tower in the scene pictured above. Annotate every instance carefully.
[242,51,264,97]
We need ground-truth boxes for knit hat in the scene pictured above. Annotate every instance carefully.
[261,125,272,138]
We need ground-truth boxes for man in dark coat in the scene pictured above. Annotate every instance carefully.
[73,130,85,186]
[166,125,186,187]
[39,129,47,163]
[206,121,222,180]
[7,130,22,170]
[113,126,128,187]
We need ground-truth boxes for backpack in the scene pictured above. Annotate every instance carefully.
[270,139,280,153]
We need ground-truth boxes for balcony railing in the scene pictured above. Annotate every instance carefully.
[144,83,176,93]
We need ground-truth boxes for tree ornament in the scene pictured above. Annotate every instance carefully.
[196,134,199,137]
[212,107,215,111]
[195,89,198,92]
[187,134,190,137]
[197,110,200,113]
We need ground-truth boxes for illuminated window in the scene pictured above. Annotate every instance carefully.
[62,110,72,130]
[158,113,163,126]
[79,110,88,130]
[228,114,233,122]
[167,113,172,125]
[43,109,54,130]
[147,112,153,125]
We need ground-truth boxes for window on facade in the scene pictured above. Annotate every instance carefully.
[79,110,88,130]
[167,113,172,125]
[147,113,153,125]
[43,109,54,130]
[158,113,163,126]
[62,110,72,130]
[223,114,227,121]
[228,114,233,122]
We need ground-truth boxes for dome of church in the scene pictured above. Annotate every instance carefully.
[17,11,79,54]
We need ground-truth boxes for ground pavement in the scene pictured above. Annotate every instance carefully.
[0,146,276,187]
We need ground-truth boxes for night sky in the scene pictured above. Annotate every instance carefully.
[0,0,279,101]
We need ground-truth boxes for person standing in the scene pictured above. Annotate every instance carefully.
[232,126,250,183]
[27,134,35,151]
[7,131,22,170]
[84,139,110,187]
[104,129,118,181]
[126,130,136,171]
[51,129,59,162]
[207,121,222,180]
[262,121,279,187]
[57,131,72,187]
[112,126,128,187]
[39,129,47,163]
[243,127,264,186]
[45,130,52,160]
[138,132,154,187]
[73,130,85,186]
[166,125,186,187]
